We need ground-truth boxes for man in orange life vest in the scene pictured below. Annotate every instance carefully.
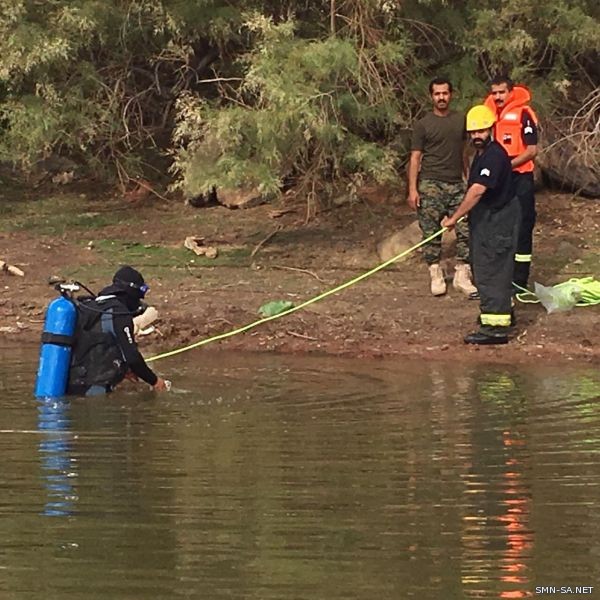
[484,75,538,291]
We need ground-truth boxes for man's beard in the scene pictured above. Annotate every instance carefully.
[472,138,486,148]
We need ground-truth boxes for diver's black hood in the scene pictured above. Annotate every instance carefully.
[98,265,146,313]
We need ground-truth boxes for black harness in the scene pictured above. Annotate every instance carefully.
[67,297,128,395]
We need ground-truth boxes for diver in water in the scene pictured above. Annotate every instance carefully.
[67,266,169,396]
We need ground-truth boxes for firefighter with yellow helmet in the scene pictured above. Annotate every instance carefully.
[441,105,519,345]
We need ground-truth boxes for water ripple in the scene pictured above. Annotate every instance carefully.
[1,350,599,599]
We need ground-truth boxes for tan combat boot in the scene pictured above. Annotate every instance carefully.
[453,263,478,297]
[429,264,446,296]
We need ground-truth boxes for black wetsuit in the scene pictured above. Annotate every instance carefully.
[67,294,157,396]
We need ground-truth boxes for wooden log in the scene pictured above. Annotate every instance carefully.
[133,306,158,335]
[0,260,25,277]
[539,116,600,198]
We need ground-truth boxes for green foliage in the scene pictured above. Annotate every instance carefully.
[0,0,251,179]
[466,0,600,91]
[171,8,414,198]
[0,0,597,201]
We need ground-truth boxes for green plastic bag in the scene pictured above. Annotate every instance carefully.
[258,300,295,317]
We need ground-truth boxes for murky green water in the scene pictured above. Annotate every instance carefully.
[1,347,599,599]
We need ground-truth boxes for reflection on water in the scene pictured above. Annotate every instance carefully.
[461,373,534,599]
[0,347,599,600]
[37,398,78,517]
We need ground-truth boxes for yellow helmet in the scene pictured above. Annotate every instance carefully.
[466,105,496,131]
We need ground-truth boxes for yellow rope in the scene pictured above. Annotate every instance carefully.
[147,224,450,362]
[513,282,539,304]
[514,277,600,306]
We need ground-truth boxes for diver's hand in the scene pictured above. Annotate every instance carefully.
[153,377,171,392]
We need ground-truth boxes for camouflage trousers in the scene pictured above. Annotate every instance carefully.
[417,178,470,265]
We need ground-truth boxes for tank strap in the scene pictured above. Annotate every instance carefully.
[100,308,126,361]
[41,332,75,346]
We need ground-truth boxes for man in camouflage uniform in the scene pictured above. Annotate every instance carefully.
[408,77,478,297]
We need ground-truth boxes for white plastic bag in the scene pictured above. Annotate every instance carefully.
[534,281,582,313]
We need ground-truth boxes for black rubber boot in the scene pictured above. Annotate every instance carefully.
[464,331,509,345]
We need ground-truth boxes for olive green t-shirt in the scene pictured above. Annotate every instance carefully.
[411,111,465,183]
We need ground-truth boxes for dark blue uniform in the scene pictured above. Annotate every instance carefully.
[468,140,520,338]
[513,110,538,289]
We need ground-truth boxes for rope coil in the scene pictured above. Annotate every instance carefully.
[515,278,600,307]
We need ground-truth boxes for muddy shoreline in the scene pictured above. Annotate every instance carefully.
[1,187,598,367]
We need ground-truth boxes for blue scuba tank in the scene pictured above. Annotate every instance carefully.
[34,294,78,398]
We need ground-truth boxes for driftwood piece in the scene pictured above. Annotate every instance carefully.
[268,208,296,219]
[251,226,282,258]
[272,264,327,283]
[286,331,318,341]
[0,260,25,277]
[184,236,218,259]
[538,94,600,198]
[133,306,159,335]
[539,137,600,198]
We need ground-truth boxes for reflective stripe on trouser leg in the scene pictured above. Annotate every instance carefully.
[513,172,535,287]
[470,197,520,331]
[480,313,511,327]
[515,254,531,263]
[514,253,532,289]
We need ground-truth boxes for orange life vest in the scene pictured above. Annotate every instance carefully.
[484,86,538,174]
